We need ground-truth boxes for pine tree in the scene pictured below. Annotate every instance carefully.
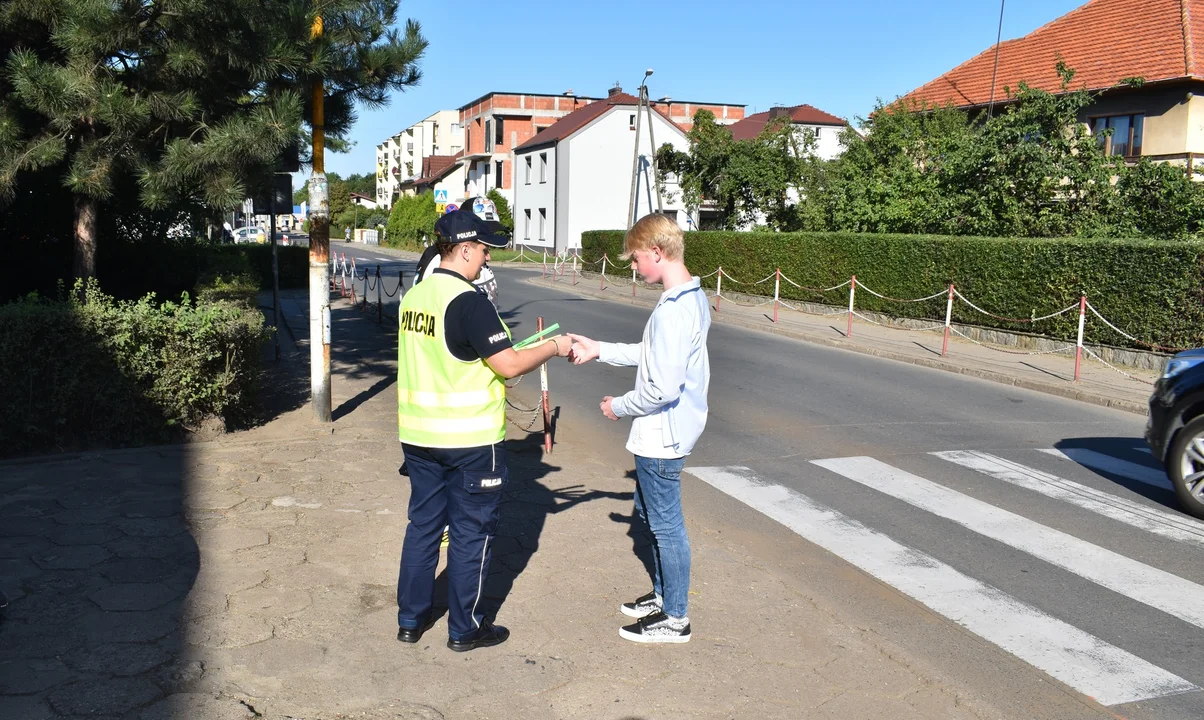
[0,0,426,281]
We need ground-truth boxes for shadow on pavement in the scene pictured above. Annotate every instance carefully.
[0,446,203,718]
[481,433,633,620]
[1052,437,1183,512]
[609,469,658,591]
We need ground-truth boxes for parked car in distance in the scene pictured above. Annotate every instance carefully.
[1146,348,1204,519]
[235,227,267,244]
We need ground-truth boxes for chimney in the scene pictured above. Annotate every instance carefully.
[658,96,672,103]
[608,82,623,97]
[768,105,791,120]
[563,89,575,96]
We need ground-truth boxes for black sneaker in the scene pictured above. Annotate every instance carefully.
[447,620,510,652]
[397,615,437,643]
[620,590,662,619]
[619,611,691,644]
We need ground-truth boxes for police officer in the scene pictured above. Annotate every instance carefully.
[395,208,571,651]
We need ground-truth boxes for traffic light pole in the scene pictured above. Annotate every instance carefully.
[308,14,332,422]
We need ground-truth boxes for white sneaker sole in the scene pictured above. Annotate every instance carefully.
[620,604,660,619]
[619,627,691,643]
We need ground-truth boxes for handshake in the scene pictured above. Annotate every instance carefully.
[542,333,620,421]
[544,333,600,365]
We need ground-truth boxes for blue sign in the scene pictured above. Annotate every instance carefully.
[434,189,449,203]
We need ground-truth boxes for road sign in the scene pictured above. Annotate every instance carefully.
[435,203,446,215]
[434,189,449,203]
[444,203,458,214]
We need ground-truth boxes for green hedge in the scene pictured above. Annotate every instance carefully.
[208,245,309,290]
[582,230,1204,350]
[0,280,269,456]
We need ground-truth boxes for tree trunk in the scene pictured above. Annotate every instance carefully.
[73,195,98,282]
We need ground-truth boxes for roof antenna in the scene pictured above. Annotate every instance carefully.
[987,0,1006,118]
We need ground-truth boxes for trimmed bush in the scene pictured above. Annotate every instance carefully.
[208,245,309,290]
[582,230,1204,350]
[0,280,269,456]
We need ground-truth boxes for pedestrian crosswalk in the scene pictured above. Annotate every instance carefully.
[687,446,1204,708]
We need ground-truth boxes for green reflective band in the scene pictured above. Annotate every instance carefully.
[513,323,560,350]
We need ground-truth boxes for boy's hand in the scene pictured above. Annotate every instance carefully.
[567,333,600,365]
[600,396,620,421]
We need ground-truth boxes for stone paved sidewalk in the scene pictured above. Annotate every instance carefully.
[0,293,1110,720]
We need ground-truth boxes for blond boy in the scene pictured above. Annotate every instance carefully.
[568,214,711,643]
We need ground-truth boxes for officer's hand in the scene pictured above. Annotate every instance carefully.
[548,335,572,358]
[566,333,599,365]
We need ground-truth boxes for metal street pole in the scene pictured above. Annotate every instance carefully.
[308,14,332,422]
[643,85,664,213]
[269,182,281,362]
[626,69,654,228]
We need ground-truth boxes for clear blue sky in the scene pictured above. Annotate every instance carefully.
[323,0,1085,178]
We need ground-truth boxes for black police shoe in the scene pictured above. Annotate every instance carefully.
[447,620,510,652]
[397,615,436,643]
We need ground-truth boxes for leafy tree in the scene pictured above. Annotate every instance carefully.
[669,62,1201,239]
[342,172,375,196]
[384,191,434,248]
[0,0,428,282]
[486,188,513,232]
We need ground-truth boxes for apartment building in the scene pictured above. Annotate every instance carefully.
[375,110,464,207]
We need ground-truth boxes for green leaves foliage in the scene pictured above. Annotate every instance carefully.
[582,229,1204,351]
[667,65,1204,239]
[384,191,434,249]
[0,279,269,455]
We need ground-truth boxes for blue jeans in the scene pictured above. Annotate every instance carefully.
[397,442,507,641]
[633,455,691,618]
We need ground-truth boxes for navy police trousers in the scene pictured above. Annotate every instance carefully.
[397,442,507,641]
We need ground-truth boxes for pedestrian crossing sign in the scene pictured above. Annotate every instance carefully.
[434,189,449,203]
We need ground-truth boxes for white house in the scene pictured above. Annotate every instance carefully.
[726,104,847,159]
[511,91,692,253]
[349,193,378,210]
[375,109,464,207]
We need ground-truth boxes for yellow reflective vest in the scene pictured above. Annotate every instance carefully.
[397,272,509,448]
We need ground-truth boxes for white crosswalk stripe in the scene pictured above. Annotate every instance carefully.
[811,456,1204,631]
[1038,447,1172,491]
[933,450,1204,549]
[687,465,1198,706]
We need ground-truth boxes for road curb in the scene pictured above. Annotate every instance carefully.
[525,276,1150,417]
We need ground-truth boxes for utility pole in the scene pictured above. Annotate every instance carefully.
[308,14,332,422]
[626,69,662,228]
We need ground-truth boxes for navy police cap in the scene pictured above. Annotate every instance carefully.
[434,209,509,248]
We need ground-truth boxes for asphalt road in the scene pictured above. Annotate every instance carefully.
[337,242,1204,719]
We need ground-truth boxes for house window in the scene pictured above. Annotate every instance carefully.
[495,160,503,189]
[495,118,504,148]
[485,119,493,152]
[432,124,439,146]
[524,209,531,240]
[539,208,547,240]
[525,156,532,184]
[1092,114,1144,157]
[464,126,471,152]
[451,122,461,133]
[630,114,637,130]
[539,153,547,183]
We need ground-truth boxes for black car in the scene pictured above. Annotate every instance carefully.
[1146,348,1204,519]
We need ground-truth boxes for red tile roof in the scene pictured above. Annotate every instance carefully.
[728,104,847,141]
[897,0,1204,109]
[514,93,677,152]
[404,152,463,187]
